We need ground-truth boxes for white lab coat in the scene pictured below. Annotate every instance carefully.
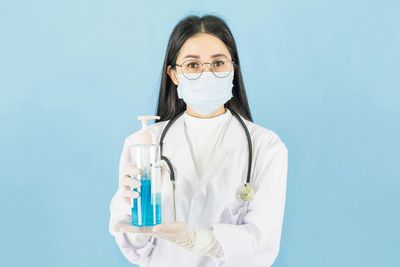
[109,111,288,267]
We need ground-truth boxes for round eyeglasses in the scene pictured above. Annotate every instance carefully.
[173,58,236,80]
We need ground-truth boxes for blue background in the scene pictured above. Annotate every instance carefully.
[1,0,399,266]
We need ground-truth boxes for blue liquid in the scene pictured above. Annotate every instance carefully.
[131,176,161,226]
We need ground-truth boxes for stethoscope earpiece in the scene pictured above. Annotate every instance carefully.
[239,183,255,202]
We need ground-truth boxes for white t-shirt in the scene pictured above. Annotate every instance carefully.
[183,109,232,180]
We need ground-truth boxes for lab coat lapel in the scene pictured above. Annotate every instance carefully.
[161,111,248,198]
[161,115,201,195]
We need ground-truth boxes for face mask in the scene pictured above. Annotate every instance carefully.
[176,71,234,115]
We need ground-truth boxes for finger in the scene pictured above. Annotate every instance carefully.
[121,189,140,199]
[119,215,132,222]
[117,223,154,234]
[120,176,141,188]
[151,228,176,240]
[152,222,186,235]
[112,217,130,232]
[152,223,173,234]
[115,223,141,233]
[152,224,166,233]
[123,197,132,205]
[115,215,153,234]
[120,186,136,203]
[120,165,142,179]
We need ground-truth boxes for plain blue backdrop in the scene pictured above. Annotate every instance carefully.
[1,0,399,266]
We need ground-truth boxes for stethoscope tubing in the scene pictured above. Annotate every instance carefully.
[158,108,253,220]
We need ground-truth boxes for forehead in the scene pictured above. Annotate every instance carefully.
[176,33,231,61]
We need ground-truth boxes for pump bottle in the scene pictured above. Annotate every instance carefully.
[130,115,162,226]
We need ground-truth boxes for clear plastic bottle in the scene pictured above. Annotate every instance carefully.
[129,115,162,227]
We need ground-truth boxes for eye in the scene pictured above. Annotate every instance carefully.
[212,60,225,67]
[187,62,200,68]
[184,60,201,69]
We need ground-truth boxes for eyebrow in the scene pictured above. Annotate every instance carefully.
[183,53,229,59]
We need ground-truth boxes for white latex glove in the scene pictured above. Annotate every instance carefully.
[152,222,194,246]
[119,164,142,205]
[116,221,224,258]
[116,221,192,243]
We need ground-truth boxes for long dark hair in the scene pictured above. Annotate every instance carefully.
[156,14,253,122]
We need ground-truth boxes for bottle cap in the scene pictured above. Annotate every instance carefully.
[136,115,160,144]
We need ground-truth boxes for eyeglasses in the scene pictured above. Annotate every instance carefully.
[173,58,236,80]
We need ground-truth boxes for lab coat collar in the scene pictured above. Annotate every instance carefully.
[160,109,248,197]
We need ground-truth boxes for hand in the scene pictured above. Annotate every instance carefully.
[152,223,224,259]
[119,160,170,205]
[115,221,195,246]
[114,159,169,231]
[109,163,143,234]
[152,222,195,246]
[118,164,143,205]
[114,217,155,234]
[114,221,224,258]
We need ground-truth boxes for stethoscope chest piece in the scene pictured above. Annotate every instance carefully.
[238,183,255,201]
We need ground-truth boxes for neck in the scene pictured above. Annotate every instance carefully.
[186,106,226,119]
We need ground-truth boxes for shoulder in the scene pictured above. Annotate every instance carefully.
[242,118,288,154]
[241,119,288,187]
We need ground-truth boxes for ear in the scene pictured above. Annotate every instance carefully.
[167,65,179,86]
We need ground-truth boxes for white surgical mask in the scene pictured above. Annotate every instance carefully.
[177,71,234,115]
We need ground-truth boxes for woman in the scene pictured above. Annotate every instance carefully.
[109,14,288,267]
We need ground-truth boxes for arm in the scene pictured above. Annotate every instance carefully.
[211,137,288,266]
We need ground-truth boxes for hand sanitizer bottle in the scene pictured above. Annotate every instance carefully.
[130,115,162,227]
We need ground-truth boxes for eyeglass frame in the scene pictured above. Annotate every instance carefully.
[172,58,237,80]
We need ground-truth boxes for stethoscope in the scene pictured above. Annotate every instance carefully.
[158,108,255,221]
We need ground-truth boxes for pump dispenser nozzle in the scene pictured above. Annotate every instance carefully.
[136,115,160,145]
